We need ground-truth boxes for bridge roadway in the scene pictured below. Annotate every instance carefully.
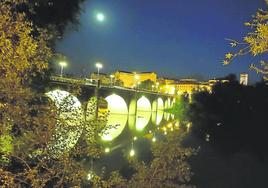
[48,76,175,117]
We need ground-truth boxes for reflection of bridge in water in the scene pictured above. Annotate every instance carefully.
[47,76,176,142]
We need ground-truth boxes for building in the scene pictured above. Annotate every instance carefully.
[240,73,249,85]
[114,70,157,88]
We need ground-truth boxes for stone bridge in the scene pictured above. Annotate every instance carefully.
[46,76,175,142]
[48,76,175,115]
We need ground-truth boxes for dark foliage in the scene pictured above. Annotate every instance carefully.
[18,0,86,44]
[189,79,268,158]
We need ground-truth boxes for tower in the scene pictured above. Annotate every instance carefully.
[240,73,248,86]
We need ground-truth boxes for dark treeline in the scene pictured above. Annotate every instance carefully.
[185,75,268,188]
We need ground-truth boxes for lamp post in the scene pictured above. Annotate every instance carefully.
[134,74,140,89]
[59,61,67,77]
[95,62,102,119]
[95,62,103,77]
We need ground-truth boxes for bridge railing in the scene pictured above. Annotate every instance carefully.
[50,75,173,97]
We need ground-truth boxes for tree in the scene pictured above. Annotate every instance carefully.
[0,1,106,187]
[0,1,195,187]
[17,0,86,45]
[223,0,268,80]
[139,79,154,90]
[114,79,124,87]
[167,94,190,124]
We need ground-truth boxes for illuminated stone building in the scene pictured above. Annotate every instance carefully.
[114,70,157,88]
[176,79,200,94]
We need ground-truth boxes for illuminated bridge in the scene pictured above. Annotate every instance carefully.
[48,76,175,115]
[46,76,175,149]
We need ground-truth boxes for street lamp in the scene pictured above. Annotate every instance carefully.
[59,61,67,77]
[95,62,103,77]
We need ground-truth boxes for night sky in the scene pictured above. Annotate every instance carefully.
[56,0,266,82]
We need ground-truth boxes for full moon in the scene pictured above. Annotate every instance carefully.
[96,13,105,22]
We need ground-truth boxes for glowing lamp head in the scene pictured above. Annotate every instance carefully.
[134,74,140,80]
[152,137,156,142]
[59,61,67,67]
[110,74,115,78]
[96,13,105,22]
[95,62,103,69]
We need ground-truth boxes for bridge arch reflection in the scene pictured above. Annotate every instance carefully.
[101,94,128,141]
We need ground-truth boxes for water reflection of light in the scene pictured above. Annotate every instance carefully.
[104,148,110,153]
[164,112,170,121]
[135,111,151,131]
[152,109,164,125]
[130,149,135,157]
[46,90,83,155]
[101,114,128,141]
[164,98,171,109]
[151,111,157,125]
[157,98,164,110]
[156,110,164,125]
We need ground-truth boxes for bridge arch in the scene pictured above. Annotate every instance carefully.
[45,89,83,155]
[137,96,151,112]
[105,94,128,114]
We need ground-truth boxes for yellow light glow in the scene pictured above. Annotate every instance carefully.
[133,136,137,141]
[134,74,140,80]
[104,148,110,153]
[59,61,67,67]
[167,123,172,128]
[101,114,127,141]
[152,137,156,142]
[130,149,135,157]
[87,172,93,180]
[95,62,103,69]
[164,131,167,135]
[135,111,151,131]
